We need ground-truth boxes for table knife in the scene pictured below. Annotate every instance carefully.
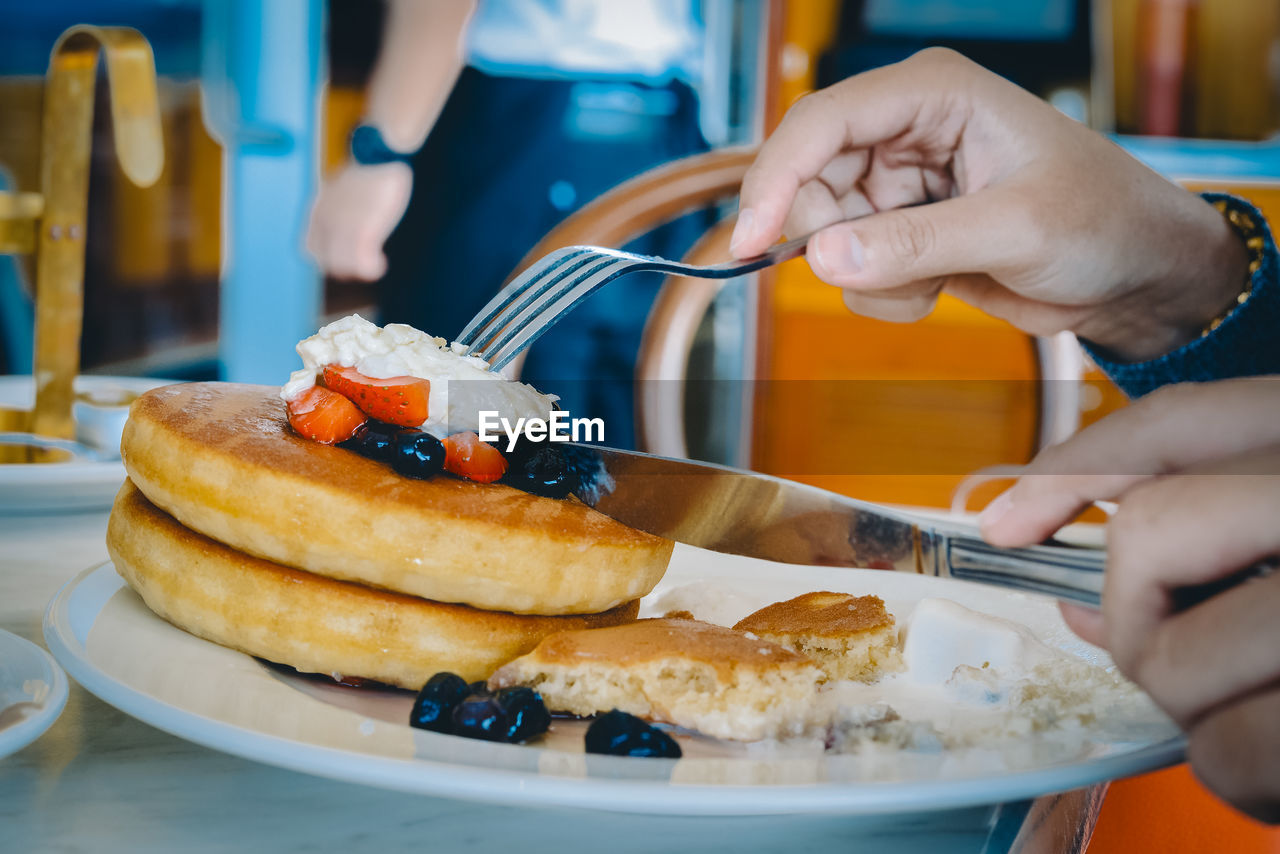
[570,445,1107,606]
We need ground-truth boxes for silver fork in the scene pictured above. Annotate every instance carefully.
[455,234,810,370]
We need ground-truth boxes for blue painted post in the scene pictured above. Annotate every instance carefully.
[200,0,324,383]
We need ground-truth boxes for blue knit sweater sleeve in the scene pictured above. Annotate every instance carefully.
[1080,193,1280,397]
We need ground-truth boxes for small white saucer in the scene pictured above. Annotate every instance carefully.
[0,375,175,514]
[0,627,69,758]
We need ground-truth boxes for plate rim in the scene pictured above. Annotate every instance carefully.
[0,626,70,758]
[43,562,1187,816]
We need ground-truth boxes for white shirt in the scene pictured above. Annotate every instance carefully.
[466,0,703,83]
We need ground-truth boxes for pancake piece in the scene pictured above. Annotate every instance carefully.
[489,618,826,741]
[733,592,902,682]
[121,382,672,615]
[108,481,639,688]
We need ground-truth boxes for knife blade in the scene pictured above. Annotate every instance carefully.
[569,445,1107,606]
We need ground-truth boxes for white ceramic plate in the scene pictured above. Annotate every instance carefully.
[0,628,69,758]
[44,547,1183,816]
[0,375,175,513]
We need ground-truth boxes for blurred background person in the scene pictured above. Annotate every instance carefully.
[306,0,711,449]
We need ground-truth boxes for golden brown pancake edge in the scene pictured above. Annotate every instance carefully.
[107,481,641,687]
[120,382,673,615]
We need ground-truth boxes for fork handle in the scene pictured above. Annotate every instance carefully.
[943,535,1106,606]
[705,233,810,276]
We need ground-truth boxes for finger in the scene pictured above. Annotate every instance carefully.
[1102,450,1280,680]
[355,251,387,281]
[350,228,388,281]
[305,198,338,272]
[1059,601,1106,647]
[1187,686,1280,824]
[733,48,976,257]
[304,214,326,261]
[783,180,850,238]
[859,154,933,212]
[323,231,361,280]
[816,148,870,196]
[945,272,1093,337]
[982,378,1280,547]
[804,189,1033,291]
[783,181,876,243]
[841,279,943,323]
[1129,568,1280,727]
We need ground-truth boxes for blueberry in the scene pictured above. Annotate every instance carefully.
[392,430,446,478]
[408,672,470,733]
[339,423,398,462]
[496,434,534,465]
[559,444,606,498]
[445,684,552,743]
[364,420,401,434]
[451,693,509,741]
[585,710,682,758]
[495,686,551,742]
[504,445,576,499]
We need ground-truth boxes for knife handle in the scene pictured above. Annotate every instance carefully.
[944,535,1106,607]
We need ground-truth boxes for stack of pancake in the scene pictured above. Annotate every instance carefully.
[108,382,673,689]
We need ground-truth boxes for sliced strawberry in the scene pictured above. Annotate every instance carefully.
[286,385,366,444]
[322,364,430,427]
[443,431,508,483]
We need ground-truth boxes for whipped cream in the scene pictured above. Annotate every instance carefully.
[829,598,1160,750]
[280,314,557,438]
[899,598,1062,684]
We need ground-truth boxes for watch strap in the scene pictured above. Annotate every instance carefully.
[350,124,415,166]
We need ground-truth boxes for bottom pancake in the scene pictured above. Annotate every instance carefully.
[106,481,639,688]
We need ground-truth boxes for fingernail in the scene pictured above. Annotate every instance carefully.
[811,228,865,277]
[979,490,1014,530]
[729,208,755,254]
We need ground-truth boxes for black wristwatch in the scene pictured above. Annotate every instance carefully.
[350,124,415,166]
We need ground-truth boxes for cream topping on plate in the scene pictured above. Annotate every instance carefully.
[280,314,556,437]
[899,597,1062,684]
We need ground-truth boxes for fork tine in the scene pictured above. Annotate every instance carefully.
[460,232,813,367]
[470,253,628,362]
[484,257,643,370]
[465,252,620,357]
[455,248,591,348]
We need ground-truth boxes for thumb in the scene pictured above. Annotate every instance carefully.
[354,243,388,281]
[807,192,1028,291]
[349,227,389,281]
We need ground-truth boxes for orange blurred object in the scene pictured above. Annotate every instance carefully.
[1089,765,1280,852]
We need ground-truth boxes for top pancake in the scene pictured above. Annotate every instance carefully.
[488,618,827,740]
[511,617,814,680]
[733,592,894,638]
[121,383,672,614]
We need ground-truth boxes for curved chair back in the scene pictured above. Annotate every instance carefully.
[503,147,1081,468]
